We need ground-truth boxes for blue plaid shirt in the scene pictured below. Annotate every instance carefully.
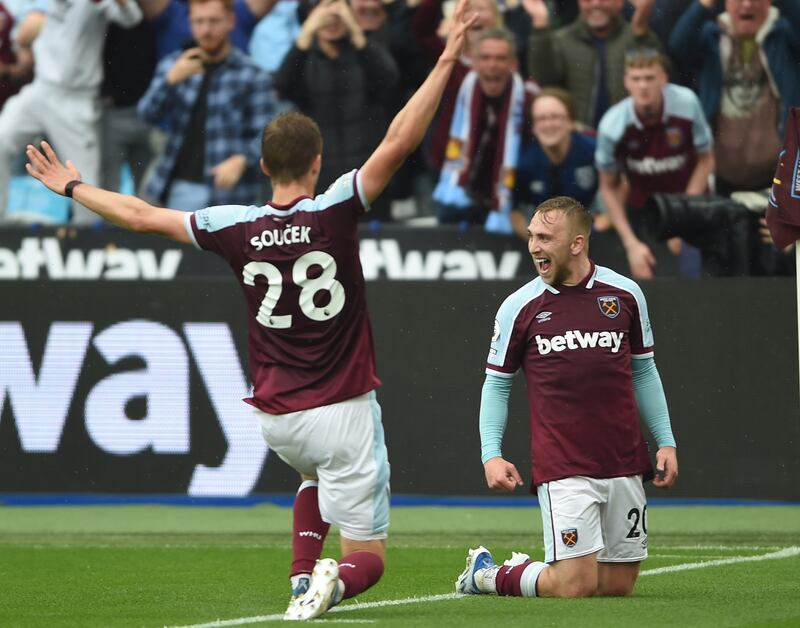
[138,48,277,206]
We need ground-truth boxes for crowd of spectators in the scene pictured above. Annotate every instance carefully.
[0,0,797,277]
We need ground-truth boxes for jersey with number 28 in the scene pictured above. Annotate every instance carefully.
[185,170,381,415]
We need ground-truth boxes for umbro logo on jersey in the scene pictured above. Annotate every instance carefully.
[535,311,552,323]
[535,330,624,355]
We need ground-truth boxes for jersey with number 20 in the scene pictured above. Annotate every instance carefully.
[185,170,381,415]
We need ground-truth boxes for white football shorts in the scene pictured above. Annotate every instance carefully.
[255,391,390,541]
[537,475,648,563]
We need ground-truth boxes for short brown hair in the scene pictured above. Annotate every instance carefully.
[535,196,592,238]
[624,46,667,70]
[532,87,577,122]
[476,27,517,57]
[261,112,323,184]
[187,0,234,11]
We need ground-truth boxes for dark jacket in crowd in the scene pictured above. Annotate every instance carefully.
[668,0,800,134]
[274,38,399,191]
[528,13,662,127]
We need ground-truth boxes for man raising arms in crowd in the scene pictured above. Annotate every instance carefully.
[26,0,477,621]
[457,195,678,599]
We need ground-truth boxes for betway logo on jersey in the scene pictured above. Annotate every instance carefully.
[0,237,182,280]
[360,239,520,280]
[626,154,687,175]
[250,226,311,251]
[535,330,624,355]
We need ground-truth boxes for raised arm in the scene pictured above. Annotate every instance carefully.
[359,0,476,203]
[668,0,714,67]
[629,0,656,38]
[26,142,190,243]
[138,0,170,21]
[102,0,144,27]
[242,0,277,20]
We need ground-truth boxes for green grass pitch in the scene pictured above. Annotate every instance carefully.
[1,504,799,627]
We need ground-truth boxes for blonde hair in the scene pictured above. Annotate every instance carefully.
[535,196,592,238]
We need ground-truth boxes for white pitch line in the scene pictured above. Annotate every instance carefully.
[163,594,458,628]
[640,546,800,576]
[167,548,800,628]
[329,593,460,614]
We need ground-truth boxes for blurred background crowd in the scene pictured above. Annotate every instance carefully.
[0,0,797,278]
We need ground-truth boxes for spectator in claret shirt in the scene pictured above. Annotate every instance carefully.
[596,48,714,279]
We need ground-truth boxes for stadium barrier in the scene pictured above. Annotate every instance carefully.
[0,227,797,500]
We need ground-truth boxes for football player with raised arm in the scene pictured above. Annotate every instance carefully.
[456,195,678,599]
[26,0,477,620]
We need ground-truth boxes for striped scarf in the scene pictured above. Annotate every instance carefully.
[433,70,526,234]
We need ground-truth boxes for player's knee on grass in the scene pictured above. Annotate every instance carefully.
[596,562,639,596]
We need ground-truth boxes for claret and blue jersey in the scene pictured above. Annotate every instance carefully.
[183,170,381,415]
[487,262,654,487]
[595,83,713,211]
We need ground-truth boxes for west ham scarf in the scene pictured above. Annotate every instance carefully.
[433,70,526,234]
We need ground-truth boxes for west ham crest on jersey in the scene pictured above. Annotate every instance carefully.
[666,127,684,148]
[561,528,578,547]
[597,296,620,318]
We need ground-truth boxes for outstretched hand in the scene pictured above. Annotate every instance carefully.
[484,456,524,492]
[25,141,81,197]
[440,0,479,62]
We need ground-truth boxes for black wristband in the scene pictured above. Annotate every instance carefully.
[64,180,83,198]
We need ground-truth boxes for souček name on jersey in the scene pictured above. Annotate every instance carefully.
[250,226,312,251]
[535,330,624,355]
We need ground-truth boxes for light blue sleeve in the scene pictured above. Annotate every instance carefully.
[690,90,714,152]
[479,372,514,463]
[595,105,626,173]
[631,356,676,448]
